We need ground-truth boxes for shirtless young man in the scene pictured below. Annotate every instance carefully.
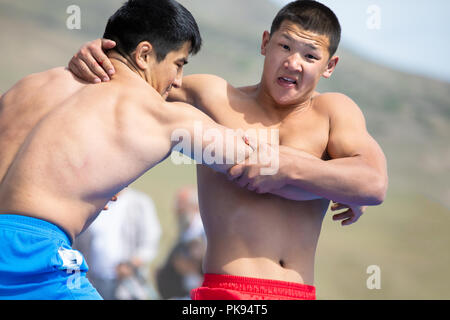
[71,0,388,300]
[0,0,253,300]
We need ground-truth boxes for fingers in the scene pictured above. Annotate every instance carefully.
[332,209,352,222]
[101,39,116,50]
[228,164,245,180]
[243,135,258,151]
[330,202,349,211]
[102,193,119,211]
[332,209,355,226]
[235,176,250,189]
[69,39,116,83]
[70,55,101,83]
[68,57,84,81]
[341,216,358,226]
[94,39,116,77]
[332,209,361,226]
[79,49,111,82]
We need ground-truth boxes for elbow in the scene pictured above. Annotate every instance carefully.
[366,174,388,205]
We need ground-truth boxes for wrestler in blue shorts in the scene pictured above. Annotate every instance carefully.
[0,215,102,300]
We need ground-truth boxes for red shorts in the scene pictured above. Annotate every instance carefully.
[190,274,316,300]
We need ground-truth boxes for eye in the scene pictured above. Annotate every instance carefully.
[306,54,318,60]
[280,44,290,51]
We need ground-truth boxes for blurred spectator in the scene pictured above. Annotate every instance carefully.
[75,188,161,300]
[175,185,205,243]
[156,185,206,299]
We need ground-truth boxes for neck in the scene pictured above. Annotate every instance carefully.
[253,82,313,120]
[108,51,149,83]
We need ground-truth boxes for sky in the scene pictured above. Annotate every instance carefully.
[270,0,450,83]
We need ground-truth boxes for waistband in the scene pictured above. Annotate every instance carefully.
[0,214,72,245]
[202,273,316,300]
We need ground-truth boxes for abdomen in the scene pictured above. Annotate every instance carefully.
[197,166,329,283]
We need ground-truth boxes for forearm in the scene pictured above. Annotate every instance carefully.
[195,123,253,174]
[270,185,324,201]
[286,154,386,205]
[169,103,253,174]
[167,85,193,105]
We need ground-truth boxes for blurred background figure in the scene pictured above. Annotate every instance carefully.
[75,188,162,300]
[175,185,205,243]
[156,185,206,299]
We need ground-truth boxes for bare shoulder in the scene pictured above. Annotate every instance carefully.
[312,92,365,122]
[28,67,76,84]
[1,67,81,107]
[9,67,66,90]
[116,82,163,117]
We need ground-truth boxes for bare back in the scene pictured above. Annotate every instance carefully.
[0,67,173,241]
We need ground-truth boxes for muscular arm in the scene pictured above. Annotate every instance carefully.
[170,74,387,204]
[66,42,383,203]
[168,74,227,115]
[67,40,251,175]
[264,147,326,201]
[166,101,253,175]
[270,186,323,201]
[229,93,388,205]
[274,94,388,205]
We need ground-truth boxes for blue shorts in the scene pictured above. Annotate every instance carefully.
[0,214,102,300]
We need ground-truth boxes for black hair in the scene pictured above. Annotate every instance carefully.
[104,0,202,61]
[270,0,341,58]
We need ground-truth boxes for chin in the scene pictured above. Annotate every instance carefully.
[273,93,303,107]
[275,88,315,106]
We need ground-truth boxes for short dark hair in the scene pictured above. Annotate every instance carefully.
[104,0,202,62]
[270,0,341,58]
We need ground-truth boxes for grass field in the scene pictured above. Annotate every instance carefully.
[130,160,450,300]
[316,190,450,299]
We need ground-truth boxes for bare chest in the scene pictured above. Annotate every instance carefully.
[206,99,330,160]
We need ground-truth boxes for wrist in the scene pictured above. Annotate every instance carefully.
[278,150,299,184]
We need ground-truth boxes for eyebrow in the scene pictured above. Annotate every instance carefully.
[281,33,319,51]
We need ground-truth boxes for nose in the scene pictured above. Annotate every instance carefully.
[284,53,303,73]
[172,73,183,89]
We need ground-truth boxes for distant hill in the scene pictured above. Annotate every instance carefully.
[1,0,449,299]
[178,0,450,209]
[0,0,123,89]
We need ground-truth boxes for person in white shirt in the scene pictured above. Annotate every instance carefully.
[75,188,161,300]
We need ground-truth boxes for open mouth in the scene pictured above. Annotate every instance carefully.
[277,76,297,87]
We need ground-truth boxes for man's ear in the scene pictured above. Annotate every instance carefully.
[322,56,339,79]
[261,31,271,56]
[134,41,153,70]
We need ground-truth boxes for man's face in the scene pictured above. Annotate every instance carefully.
[261,20,337,106]
[148,42,190,99]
